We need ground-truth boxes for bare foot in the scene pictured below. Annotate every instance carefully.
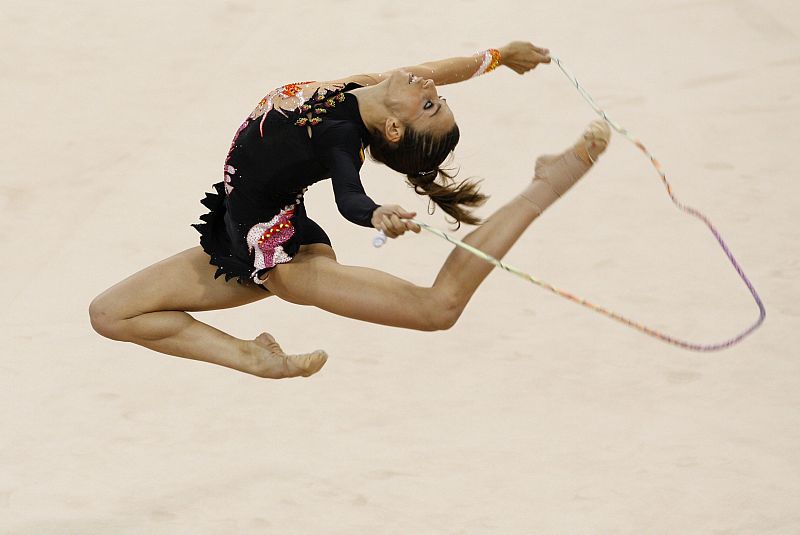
[246,332,328,379]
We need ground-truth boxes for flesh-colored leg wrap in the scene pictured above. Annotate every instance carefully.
[521,120,610,215]
[520,150,591,215]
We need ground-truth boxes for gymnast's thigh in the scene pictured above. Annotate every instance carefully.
[262,243,337,302]
[91,246,273,320]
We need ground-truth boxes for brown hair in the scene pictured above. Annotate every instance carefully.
[366,123,488,228]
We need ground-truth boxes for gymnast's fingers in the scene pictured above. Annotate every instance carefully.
[393,206,417,219]
[532,45,551,61]
[381,214,399,238]
[378,215,392,238]
[389,213,406,236]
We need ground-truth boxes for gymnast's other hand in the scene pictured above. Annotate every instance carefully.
[499,41,551,74]
[371,205,421,239]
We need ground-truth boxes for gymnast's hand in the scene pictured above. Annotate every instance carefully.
[499,41,551,74]
[371,205,422,239]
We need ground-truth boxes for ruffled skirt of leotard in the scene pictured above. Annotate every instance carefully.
[191,181,331,290]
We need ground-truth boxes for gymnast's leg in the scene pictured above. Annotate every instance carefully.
[88,245,328,378]
[265,120,611,330]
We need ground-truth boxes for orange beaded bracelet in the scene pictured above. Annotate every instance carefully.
[471,48,502,78]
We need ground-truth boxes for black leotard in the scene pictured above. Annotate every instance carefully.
[192,81,379,290]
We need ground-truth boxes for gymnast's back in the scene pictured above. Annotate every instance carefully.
[222,77,380,223]
[190,76,384,286]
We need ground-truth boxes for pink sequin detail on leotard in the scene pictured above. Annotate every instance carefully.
[246,205,297,283]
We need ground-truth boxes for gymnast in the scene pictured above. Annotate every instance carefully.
[88,41,611,378]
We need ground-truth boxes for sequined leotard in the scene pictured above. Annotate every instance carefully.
[192,81,379,290]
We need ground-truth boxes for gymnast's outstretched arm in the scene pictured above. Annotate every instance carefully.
[342,41,551,87]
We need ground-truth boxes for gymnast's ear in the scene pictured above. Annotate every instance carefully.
[383,117,405,144]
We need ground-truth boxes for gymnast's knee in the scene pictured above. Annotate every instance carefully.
[422,293,463,332]
[88,294,129,341]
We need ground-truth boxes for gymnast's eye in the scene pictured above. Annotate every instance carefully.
[424,100,433,110]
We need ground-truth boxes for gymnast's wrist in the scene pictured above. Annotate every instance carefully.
[495,46,506,66]
[472,48,503,78]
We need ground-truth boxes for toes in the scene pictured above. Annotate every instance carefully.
[252,332,327,379]
[248,334,328,379]
[583,121,611,161]
[287,350,328,378]
[588,120,611,143]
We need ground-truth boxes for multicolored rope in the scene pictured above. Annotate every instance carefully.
[379,56,766,351]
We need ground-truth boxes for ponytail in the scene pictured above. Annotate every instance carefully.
[405,166,487,228]
[366,123,488,229]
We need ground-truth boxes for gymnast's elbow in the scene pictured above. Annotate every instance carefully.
[425,295,463,332]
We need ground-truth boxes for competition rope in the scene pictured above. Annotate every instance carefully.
[374,56,766,351]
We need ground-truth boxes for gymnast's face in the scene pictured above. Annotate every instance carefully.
[383,69,455,141]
